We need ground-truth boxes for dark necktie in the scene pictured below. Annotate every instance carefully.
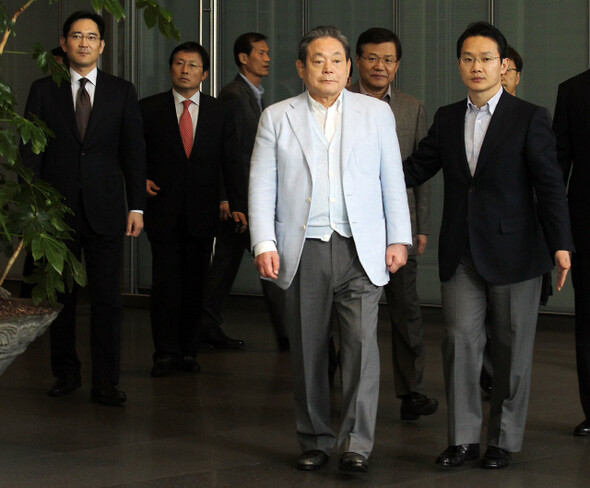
[179,100,193,158]
[76,78,91,141]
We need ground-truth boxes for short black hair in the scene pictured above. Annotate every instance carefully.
[298,26,350,64]
[168,41,210,72]
[62,11,105,40]
[506,45,523,72]
[356,27,402,61]
[456,21,507,60]
[233,32,268,68]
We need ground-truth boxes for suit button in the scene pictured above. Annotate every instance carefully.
[302,225,306,230]
[306,197,311,204]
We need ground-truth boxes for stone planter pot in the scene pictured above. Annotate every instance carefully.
[0,299,62,376]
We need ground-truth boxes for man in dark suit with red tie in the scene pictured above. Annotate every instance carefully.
[140,42,245,378]
[20,11,146,406]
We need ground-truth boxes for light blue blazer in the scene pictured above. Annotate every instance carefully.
[248,90,412,289]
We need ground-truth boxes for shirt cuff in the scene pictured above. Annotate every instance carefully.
[130,209,143,215]
[254,240,277,257]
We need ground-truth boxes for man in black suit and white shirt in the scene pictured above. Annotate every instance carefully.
[141,42,245,378]
[403,21,573,469]
[21,11,146,406]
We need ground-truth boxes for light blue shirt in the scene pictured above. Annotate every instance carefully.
[239,73,265,111]
[464,86,503,175]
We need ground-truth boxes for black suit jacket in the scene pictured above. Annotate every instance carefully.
[553,70,590,252]
[20,70,146,235]
[217,75,261,205]
[404,91,573,284]
[140,90,244,238]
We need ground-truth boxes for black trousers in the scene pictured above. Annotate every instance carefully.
[50,204,124,386]
[572,250,590,421]
[148,228,213,361]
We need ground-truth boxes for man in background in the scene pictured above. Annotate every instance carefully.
[349,27,438,422]
[141,42,245,377]
[200,32,288,351]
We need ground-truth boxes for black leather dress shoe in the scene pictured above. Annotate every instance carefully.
[436,444,480,467]
[339,452,369,473]
[91,381,126,406]
[296,450,329,471]
[400,392,439,420]
[181,354,201,373]
[481,446,511,469]
[48,375,81,397]
[199,327,244,350]
[150,357,178,378]
[574,420,590,436]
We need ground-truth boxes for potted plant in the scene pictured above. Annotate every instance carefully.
[0,0,179,374]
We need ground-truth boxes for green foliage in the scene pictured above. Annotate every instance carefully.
[136,0,180,40]
[0,0,178,306]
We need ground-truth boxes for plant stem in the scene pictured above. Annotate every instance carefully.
[3,50,31,55]
[0,239,23,288]
[0,0,37,55]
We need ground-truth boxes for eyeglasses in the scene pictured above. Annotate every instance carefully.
[459,56,500,66]
[505,67,520,73]
[173,61,203,70]
[360,54,397,66]
[69,33,101,44]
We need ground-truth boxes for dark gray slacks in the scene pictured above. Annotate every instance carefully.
[200,219,287,341]
[283,234,382,458]
[383,254,427,397]
[441,252,542,452]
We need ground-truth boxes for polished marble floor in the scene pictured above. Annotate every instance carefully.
[0,294,589,487]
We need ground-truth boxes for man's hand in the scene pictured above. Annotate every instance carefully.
[386,243,408,274]
[416,234,428,255]
[232,211,248,233]
[254,251,280,279]
[555,250,571,291]
[219,201,231,221]
[126,212,144,237]
[146,179,160,197]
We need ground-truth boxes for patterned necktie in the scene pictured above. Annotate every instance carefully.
[76,78,91,141]
[179,100,193,158]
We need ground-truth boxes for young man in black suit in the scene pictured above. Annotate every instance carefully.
[141,42,245,377]
[554,69,590,437]
[403,21,573,469]
[20,11,146,406]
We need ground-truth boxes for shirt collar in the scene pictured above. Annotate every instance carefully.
[70,67,98,86]
[466,86,503,114]
[359,80,392,101]
[307,90,343,115]
[239,73,265,98]
[172,89,201,106]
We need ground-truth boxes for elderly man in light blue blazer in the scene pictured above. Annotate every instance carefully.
[249,26,412,473]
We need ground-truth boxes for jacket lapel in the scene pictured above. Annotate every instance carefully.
[475,92,515,176]
[451,100,472,180]
[341,90,363,173]
[84,70,108,144]
[236,75,262,116]
[286,92,317,178]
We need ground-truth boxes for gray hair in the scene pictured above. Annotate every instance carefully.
[298,25,350,63]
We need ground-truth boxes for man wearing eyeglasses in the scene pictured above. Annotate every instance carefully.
[20,11,146,406]
[140,42,245,379]
[403,21,572,469]
[500,45,522,96]
[348,27,438,423]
